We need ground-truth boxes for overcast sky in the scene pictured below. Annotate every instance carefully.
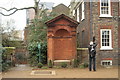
[0,0,71,30]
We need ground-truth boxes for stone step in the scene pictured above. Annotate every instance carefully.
[53,60,71,66]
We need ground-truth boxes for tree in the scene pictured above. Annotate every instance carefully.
[0,0,41,19]
[0,0,57,66]
[1,19,18,47]
[27,9,56,66]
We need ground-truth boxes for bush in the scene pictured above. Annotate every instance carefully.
[79,64,85,69]
[61,62,67,68]
[2,62,9,72]
[41,66,48,69]
[79,63,88,69]
[73,59,78,68]
[28,42,47,67]
[84,62,88,68]
[29,56,38,67]
[48,60,53,68]
[2,49,12,72]
[37,63,43,68]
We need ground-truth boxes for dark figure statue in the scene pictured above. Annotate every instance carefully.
[88,37,97,71]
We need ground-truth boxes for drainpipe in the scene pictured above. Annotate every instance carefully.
[0,24,2,72]
[90,0,93,41]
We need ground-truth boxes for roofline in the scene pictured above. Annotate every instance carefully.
[45,14,79,26]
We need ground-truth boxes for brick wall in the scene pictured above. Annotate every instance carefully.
[92,2,119,65]
[52,4,70,16]
[24,27,29,45]
[77,49,89,64]
[54,37,72,60]
[77,2,91,48]
[47,14,78,61]
[76,2,119,65]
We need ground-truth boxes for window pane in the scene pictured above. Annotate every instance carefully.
[101,0,109,15]
[101,0,104,6]
[105,35,107,38]
[107,39,109,42]
[101,29,111,47]
[107,42,109,46]
[102,35,104,38]
[102,43,104,46]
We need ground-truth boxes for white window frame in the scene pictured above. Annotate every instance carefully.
[100,0,112,17]
[77,7,80,22]
[100,29,113,50]
[72,10,75,17]
[81,1,85,21]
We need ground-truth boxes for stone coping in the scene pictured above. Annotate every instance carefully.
[77,48,88,50]
[53,60,71,62]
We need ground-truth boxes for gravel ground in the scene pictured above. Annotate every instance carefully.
[1,64,119,78]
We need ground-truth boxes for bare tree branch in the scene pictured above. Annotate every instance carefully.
[0,7,17,11]
[0,0,40,17]
[0,7,36,16]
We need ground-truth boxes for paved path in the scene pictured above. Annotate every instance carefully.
[10,64,32,71]
[1,64,119,78]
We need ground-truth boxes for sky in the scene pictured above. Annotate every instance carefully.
[0,0,71,30]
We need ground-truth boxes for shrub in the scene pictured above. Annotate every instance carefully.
[61,62,67,68]
[37,63,43,68]
[2,49,12,72]
[41,66,48,69]
[79,63,88,69]
[48,60,53,68]
[28,42,47,67]
[79,64,85,69]
[84,62,88,68]
[73,59,78,68]
[29,56,38,67]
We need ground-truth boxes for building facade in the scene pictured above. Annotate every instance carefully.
[70,0,120,65]
[52,4,70,16]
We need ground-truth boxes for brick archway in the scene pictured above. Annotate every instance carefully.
[54,29,72,60]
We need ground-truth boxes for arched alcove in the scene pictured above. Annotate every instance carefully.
[55,29,70,37]
[54,29,72,60]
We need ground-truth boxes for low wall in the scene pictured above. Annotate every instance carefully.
[77,48,89,64]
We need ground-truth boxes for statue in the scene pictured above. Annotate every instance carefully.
[88,37,97,71]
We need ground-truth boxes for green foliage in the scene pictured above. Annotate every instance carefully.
[61,62,67,68]
[41,66,48,69]
[27,10,56,67]
[48,60,53,68]
[79,63,88,69]
[1,48,15,72]
[29,54,39,67]
[37,62,43,68]
[79,64,85,69]
[28,42,47,66]
[83,62,89,68]
[28,11,56,43]
[73,59,79,68]
[16,53,27,64]
[2,53,12,72]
